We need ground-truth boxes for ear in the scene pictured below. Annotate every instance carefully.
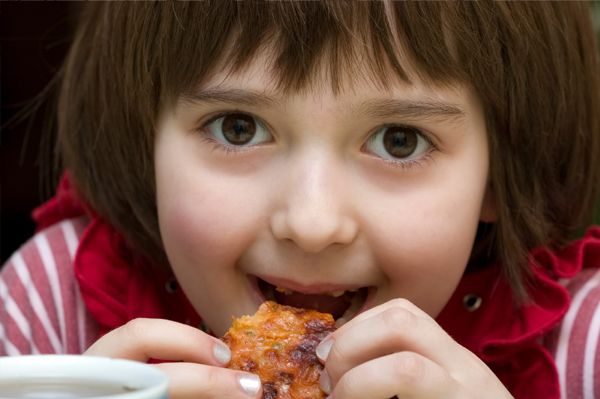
[479,182,497,223]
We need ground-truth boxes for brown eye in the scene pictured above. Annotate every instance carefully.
[365,124,429,161]
[206,112,271,148]
[222,114,256,145]
[382,126,418,158]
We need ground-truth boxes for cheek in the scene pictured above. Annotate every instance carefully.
[161,203,216,262]
[368,165,487,314]
[158,186,250,269]
[155,117,274,271]
[374,204,477,275]
[155,117,236,268]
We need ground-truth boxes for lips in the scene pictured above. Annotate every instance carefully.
[255,277,371,326]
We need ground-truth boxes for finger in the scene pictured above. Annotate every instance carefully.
[154,363,262,399]
[316,298,441,364]
[317,299,432,361]
[322,305,458,386]
[84,318,231,366]
[328,352,459,399]
[335,298,433,339]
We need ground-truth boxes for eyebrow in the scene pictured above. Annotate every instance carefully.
[355,98,466,124]
[178,88,467,123]
[179,88,279,108]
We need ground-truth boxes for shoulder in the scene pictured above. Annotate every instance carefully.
[545,266,600,399]
[8,216,89,270]
[2,216,90,293]
[0,216,99,355]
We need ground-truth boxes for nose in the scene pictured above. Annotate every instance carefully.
[270,152,358,253]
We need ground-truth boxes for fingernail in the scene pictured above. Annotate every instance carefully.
[316,339,333,361]
[213,343,231,364]
[238,374,261,396]
[319,369,331,395]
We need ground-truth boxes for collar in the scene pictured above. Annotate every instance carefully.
[34,172,600,398]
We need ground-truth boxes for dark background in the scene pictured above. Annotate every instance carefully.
[1,2,600,266]
[1,2,80,264]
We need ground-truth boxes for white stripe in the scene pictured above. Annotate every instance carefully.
[584,292,600,399]
[0,276,39,355]
[34,233,67,352]
[60,220,79,260]
[556,268,600,399]
[11,253,63,354]
[0,322,21,356]
[60,220,87,353]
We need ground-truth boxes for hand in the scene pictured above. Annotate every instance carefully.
[316,299,514,399]
[84,318,262,399]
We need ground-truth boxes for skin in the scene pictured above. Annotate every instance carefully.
[85,55,512,398]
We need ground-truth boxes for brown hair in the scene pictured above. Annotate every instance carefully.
[58,1,600,300]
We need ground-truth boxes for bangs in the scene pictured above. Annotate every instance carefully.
[157,1,467,101]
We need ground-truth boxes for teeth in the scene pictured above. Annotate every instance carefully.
[275,286,294,295]
[335,288,367,327]
[275,287,349,297]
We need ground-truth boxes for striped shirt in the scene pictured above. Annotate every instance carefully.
[546,266,600,399]
[1,218,599,398]
[0,217,99,355]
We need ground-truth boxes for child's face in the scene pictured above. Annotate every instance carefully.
[155,57,494,337]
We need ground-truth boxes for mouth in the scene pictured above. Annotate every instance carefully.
[256,277,372,326]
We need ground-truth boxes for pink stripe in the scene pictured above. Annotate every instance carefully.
[10,264,57,354]
[63,217,99,352]
[0,323,20,356]
[66,217,100,350]
[19,238,62,345]
[28,313,55,354]
[567,283,600,398]
[567,269,599,298]
[0,217,99,355]
[0,264,27,355]
[1,265,41,354]
[46,225,80,353]
[1,315,28,355]
[595,331,600,399]
[0,263,29,354]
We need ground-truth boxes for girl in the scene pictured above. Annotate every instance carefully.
[1,1,599,398]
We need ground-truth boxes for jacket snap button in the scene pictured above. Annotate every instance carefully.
[462,293,482,312]
[165,277,179,294]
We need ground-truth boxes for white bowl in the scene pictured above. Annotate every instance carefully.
[0,356,168,399]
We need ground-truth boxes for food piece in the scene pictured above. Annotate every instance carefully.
[222,301,337,399]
